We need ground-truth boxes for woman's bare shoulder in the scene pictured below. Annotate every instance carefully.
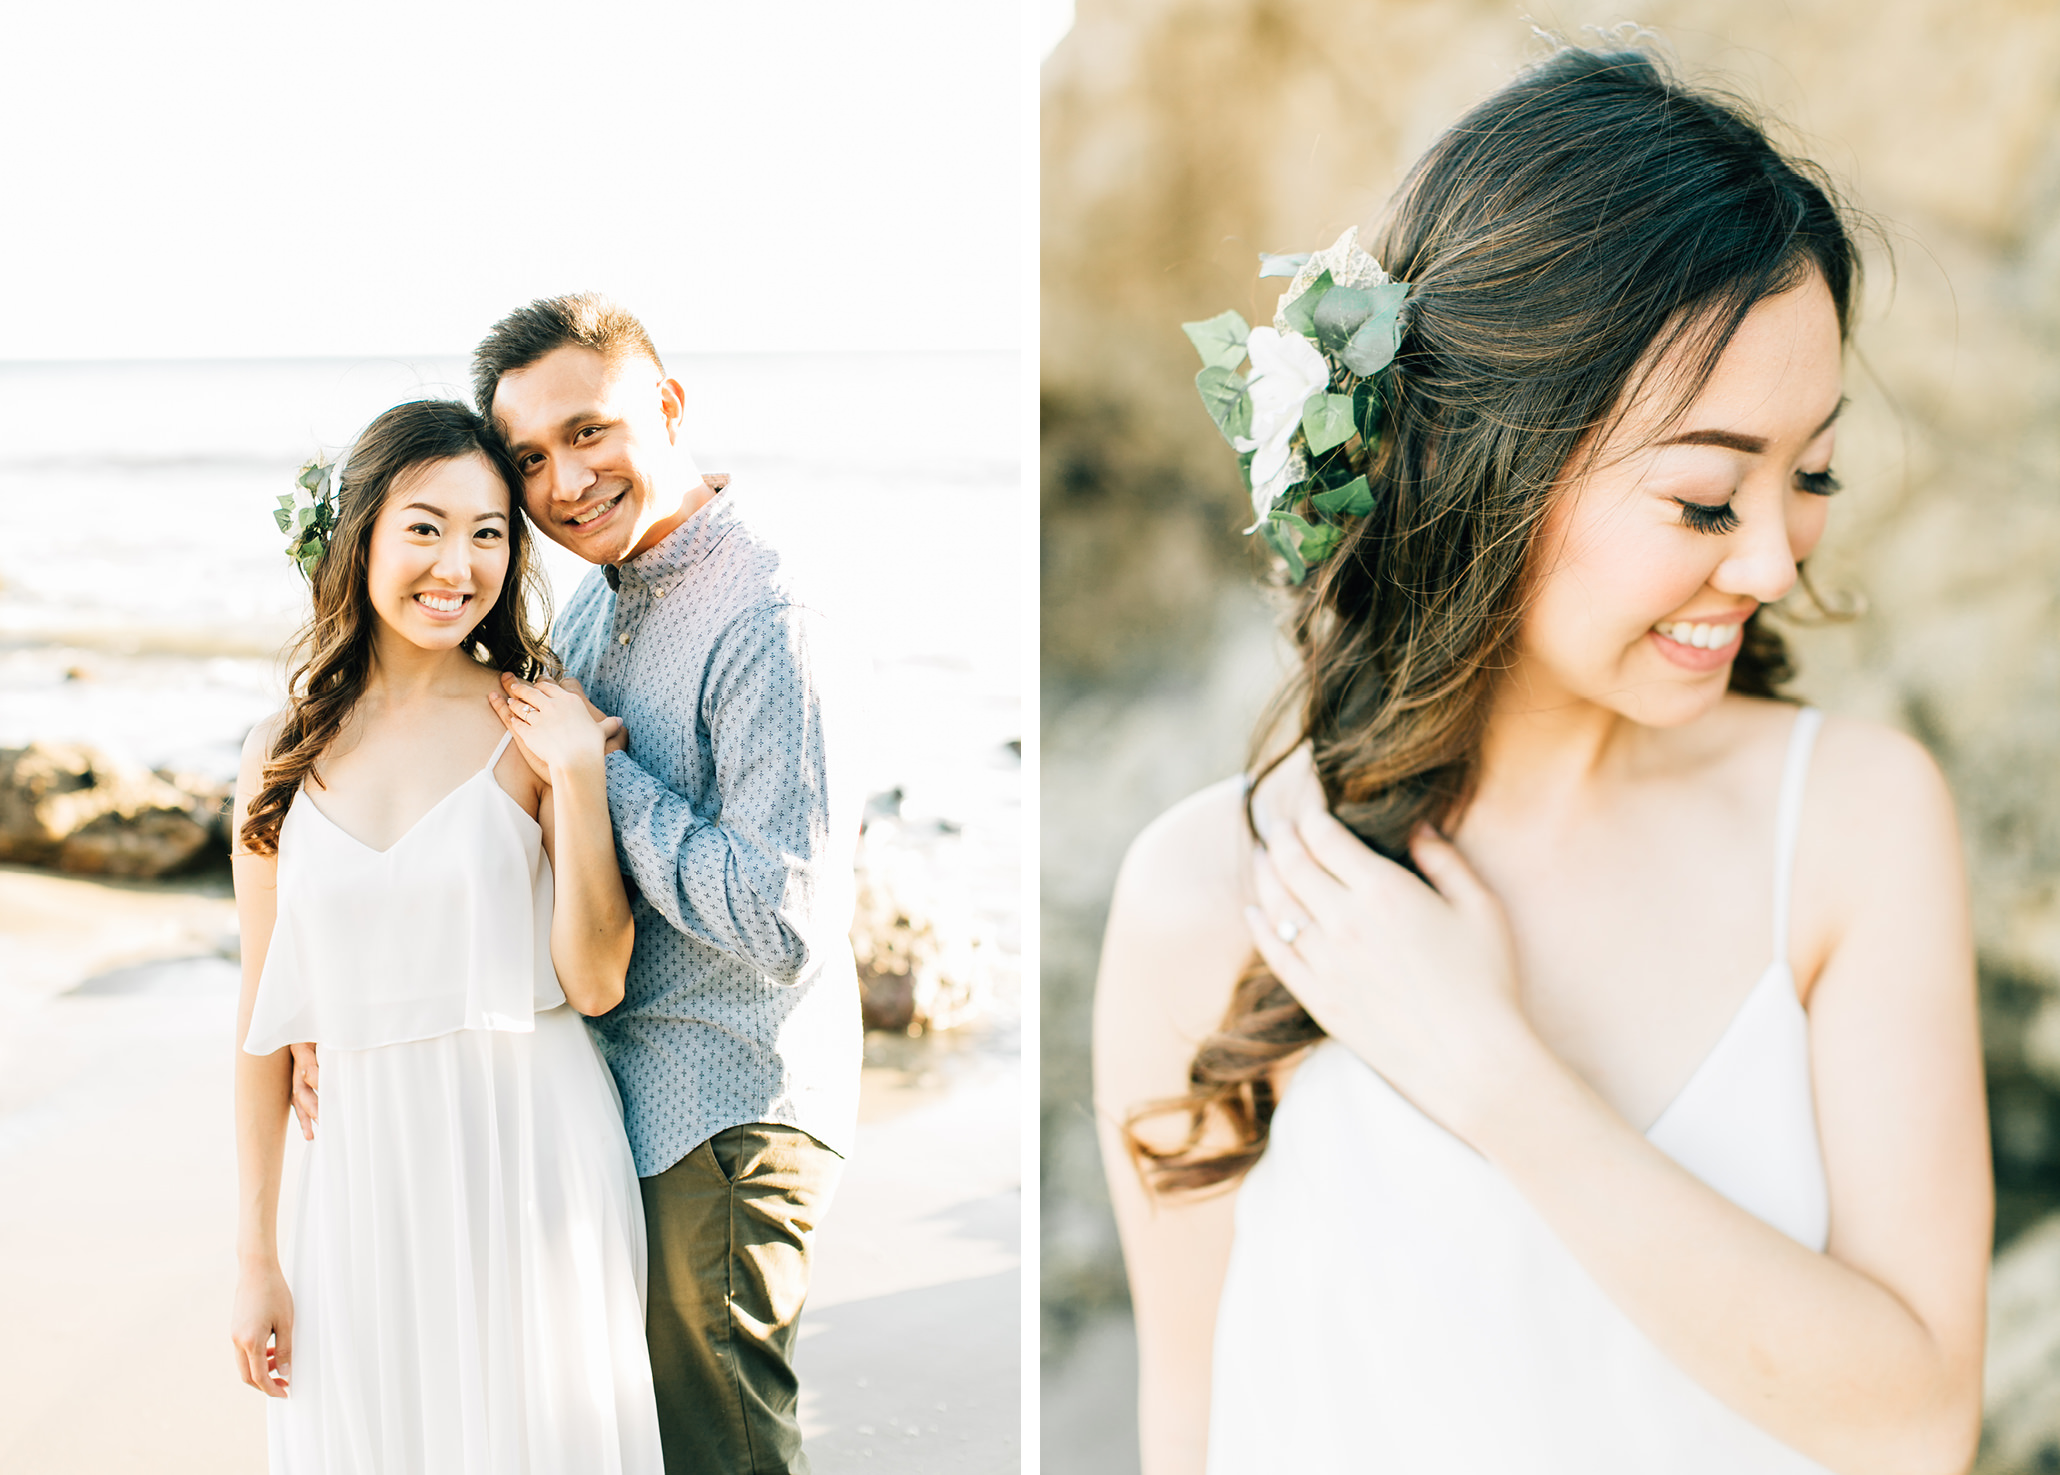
[1111,776,1253,943]
[455,658,512,698]
[237,709,292,777]
[231,710,296,862]
[1716,697,1953,839]
[1806,710,1957,854]
[1097,777,1256,1051]
[1785,708,1964,996]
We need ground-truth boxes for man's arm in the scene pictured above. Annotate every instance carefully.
[605,601,848,982]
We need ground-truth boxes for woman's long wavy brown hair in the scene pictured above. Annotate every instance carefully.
[238,400,558,856]
[1128,47,1864,1194]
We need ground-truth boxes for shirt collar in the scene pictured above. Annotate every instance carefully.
[603,473,733,595]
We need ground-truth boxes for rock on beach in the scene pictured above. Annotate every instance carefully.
[852,808,995,1036]
[0,743,222,878]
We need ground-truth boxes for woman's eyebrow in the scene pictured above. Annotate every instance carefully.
[401,502,507,521]
[1660,398,1849,455]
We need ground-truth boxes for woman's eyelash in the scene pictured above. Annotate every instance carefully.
[1674,470,1837,533]
[1675,499,1741,535]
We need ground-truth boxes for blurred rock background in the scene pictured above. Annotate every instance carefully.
[1040,2,2060,1468]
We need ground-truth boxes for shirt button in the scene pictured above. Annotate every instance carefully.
[618,633,631,645]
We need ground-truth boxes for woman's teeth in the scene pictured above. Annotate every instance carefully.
[1655,619,1741,651]
[571,494,621,527]
[415,592,467,613]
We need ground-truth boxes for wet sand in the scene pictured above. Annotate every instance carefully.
[0,864,1018,1473]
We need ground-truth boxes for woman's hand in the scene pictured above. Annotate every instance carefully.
[490,674,616,779]
[230,1258,294,1398]
[1244,745,1537,1143]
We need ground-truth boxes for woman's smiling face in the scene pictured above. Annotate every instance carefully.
[1513,271,1846,728]
[363,451,512,652]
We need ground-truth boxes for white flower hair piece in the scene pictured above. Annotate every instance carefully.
[1235,327,1330,525]
[276,452,346,580]
[1181,229,1413,583]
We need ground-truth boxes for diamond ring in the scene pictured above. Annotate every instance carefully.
[1276,918,1301,946]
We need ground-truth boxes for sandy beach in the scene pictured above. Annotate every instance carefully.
[0,861,1019,1472]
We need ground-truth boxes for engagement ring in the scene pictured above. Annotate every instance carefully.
[1276,919,1301,945]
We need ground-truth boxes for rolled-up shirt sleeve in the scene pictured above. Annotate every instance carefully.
[602,601,835,983]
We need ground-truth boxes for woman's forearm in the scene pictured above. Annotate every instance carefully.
[229,804,289,1270]
[234,1045,292,1265]
[1467,1038,1980,1475]
[546,754,632,1014]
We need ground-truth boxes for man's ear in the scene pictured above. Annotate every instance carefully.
[659,377,688,444]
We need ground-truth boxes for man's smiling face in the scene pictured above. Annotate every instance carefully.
[492,345,685,566]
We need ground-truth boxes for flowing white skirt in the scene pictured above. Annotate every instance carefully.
[270,1006,663,1474]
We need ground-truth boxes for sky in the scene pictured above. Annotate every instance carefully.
[0,0,1024,359]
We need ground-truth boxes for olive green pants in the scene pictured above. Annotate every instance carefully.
[640,1123,842,1475]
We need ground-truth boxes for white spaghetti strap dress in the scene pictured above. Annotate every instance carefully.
[1209,707,1832,1472]
[243,732,663,1474]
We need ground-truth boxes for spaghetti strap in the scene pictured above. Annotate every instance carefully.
[486,731,514,770]
[1770,707,1823,964]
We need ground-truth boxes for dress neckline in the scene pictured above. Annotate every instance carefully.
[295,733,518,856]
[1637,959,1795,1138]
[1636,705,1823,1136]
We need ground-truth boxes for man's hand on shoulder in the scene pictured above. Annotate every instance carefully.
[289,1042,318,1139]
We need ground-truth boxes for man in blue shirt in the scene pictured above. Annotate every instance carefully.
[481,293,861,1474]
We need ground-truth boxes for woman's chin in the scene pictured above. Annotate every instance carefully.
[376,604,489,653]
[1609,673,1732,729]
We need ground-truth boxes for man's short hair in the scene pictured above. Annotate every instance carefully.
[472,292,664,419]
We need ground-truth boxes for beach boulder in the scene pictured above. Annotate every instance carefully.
[851,819,993,1036]
[152,763,235,850]
[0,743,214,878]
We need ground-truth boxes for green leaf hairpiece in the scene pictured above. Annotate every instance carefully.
[278,454,345,580]
[1179,226,1412,583]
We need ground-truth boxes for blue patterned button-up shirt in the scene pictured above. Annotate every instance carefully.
[554,477,862,1175]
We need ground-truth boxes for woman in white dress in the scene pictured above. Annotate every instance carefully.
[1097,47,1990,1475]
[227,399,663,1472]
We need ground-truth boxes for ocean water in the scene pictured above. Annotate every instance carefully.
[0,350,1023,962]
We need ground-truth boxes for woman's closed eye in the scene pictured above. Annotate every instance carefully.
[1675,466,1840,535]
[1674,498,1740,535]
